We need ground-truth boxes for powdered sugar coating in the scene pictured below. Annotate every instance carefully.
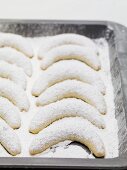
[0,61,27,90]
[29,98,105,134]
[32,60,105,96]
[40,45,100,70]
[29,117,105,157]
[0,35,117,158]
[38,33,98,59]
[0,97,21,129]
[36,80,106,114]
[0,47,32,76]
[0,32,33,58]
[0,119,21,156]
[0,78,30,111]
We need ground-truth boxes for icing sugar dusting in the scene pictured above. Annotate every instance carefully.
[0,36,118,158]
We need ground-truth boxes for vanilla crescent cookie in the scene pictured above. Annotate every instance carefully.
[0,61,27,90]
[36,80,106,114]
[32,60,105,96]
[0,47,32,76]
[29,117,105,157]
[40,45,100,71]
[0,32,33,57]
[0,79,29,111]
[29,98,105,134]
[0,97,21,129]
[0,119,21,156]
[38,33,98,59]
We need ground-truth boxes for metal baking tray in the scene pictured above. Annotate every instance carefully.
[0,20,127,169]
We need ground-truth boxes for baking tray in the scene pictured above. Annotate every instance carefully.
[0,20,127,169]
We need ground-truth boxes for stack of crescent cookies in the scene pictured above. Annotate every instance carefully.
[0,32,108,157]
[0,32,33,156]
[30,33,107,158]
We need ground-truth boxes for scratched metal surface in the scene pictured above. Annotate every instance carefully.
[0,20,126,169]
[109,23,127,156]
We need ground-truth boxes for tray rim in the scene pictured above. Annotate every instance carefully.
[0,19,126,169]
[0,18,125,26]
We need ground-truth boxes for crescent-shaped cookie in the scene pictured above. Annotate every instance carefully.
[0,119,21,156]
[38,33,98,59]
[32,60,105,96]
[36,80,106,114]
[29,98,105,134]
[0,79,29,111]
[40,45,100,70]
[0,61,27,90]
[29,117,105,157]
[0,47,32,76]
[0,32,33,57]
[0,97,21,129]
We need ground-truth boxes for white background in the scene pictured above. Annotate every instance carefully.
[0,0,126,27]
